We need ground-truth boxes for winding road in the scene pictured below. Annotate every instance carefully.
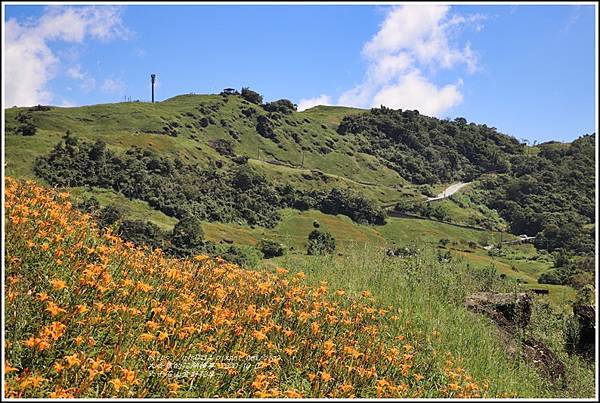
[425,182,471,202]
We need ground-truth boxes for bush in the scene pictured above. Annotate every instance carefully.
[241,87,263,105]
[256,115,277,141]
[210,139,235,157]
[538,269,569,285]
[97,205,125,228]
[307,229,336,255]
[218,244,262,268]
[118,219,166,250]
[263,99,296,114]
[171,216,204,252]
[257,239,285,259]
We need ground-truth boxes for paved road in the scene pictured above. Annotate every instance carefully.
[426,182,471,202]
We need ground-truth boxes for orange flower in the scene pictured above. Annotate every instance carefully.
[49,278,67,290]
[65,354,81,368]
[46,301,66,317]
[321,372,333,382]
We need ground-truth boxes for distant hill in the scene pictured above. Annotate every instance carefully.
[4,90,595,258]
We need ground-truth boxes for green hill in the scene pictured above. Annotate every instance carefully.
[4,90,595,300]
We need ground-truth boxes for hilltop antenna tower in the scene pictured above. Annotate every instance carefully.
[151,74,156,103]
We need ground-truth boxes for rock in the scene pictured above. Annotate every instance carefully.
[465,292,566,387]
[465,292,532,330]
[567,304,595,360]
[522,337,566,385]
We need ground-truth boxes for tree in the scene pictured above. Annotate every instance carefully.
[263,99,296,114]
[307,229,336,255]
[241,87,263,104]
[171,216,204,251]
[257,239,285,259]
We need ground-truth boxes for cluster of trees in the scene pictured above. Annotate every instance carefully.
[538,250,594,289]
[35,137,387,229]
[78,197,266,265]
[476,134,595,255]
[337,107,595,257]
[337,107,522,184]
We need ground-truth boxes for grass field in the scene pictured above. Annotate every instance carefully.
[5,178,594,398]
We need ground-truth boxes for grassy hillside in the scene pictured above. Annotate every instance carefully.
[5,178,594,398]
[4,93,591,304]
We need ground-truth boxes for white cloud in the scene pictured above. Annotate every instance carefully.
[302,5,484,117]
[5,6,128,106]
[371,70,463,116]
[66,65,96,92]
[297,94,332,111]
[101,78,125,94]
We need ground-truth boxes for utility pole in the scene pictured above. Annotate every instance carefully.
[151,74,156,103]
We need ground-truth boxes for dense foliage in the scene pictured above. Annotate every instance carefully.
[240,87,263,105]
[34,138,386,228]
[338,107,595,255]
[263,99,296,114]
[475,135,595,255]
[307,229,336,255]
[337,107,523,184]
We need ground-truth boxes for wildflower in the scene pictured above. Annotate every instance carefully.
[157,331,169,342]
[253,329,268,342]
[75,304,88,314]
[46,301,66,317]
[284,346,297,356]
[449,383,460,391]
[285,389,303,398]
[65,354,81,368]
[167,382,181,394]
[310,322,320,335]
[49,278,67,290]
[140,333,155,343]
[4,362,18,374]
[53,362,64,373]
[321,372,333,382]
[37,292,50,302]
[109,378,126,391]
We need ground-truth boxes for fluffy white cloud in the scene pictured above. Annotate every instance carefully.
[302,5,484,117]
[297,94,332,111]
[5,6,128,106]
[371,70,463,116]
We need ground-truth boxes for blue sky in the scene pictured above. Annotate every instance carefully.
[4,3,597,143]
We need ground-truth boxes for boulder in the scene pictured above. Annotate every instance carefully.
[465,292,566,386]
[465,292,532,330]
[567,304,595,360]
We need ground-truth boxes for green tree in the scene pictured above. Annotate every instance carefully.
[171,216,204,252]
[307,229,336,255]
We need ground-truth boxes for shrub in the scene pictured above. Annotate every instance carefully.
[218,244,262,268]
[256,115,277,141]
[241,87,263,105]
[257,238,285,259]
[170,216,204,252]
[118,219,166,250]
[210,139,235,157]
[263,99,296,114]
[97,204,125,228]
[307,229,336,255]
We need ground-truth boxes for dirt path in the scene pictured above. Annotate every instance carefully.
[425,182,471,202]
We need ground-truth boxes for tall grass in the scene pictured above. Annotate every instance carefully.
[276,243,594,397]
[4,178,498,398]
[4,177,594,398]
